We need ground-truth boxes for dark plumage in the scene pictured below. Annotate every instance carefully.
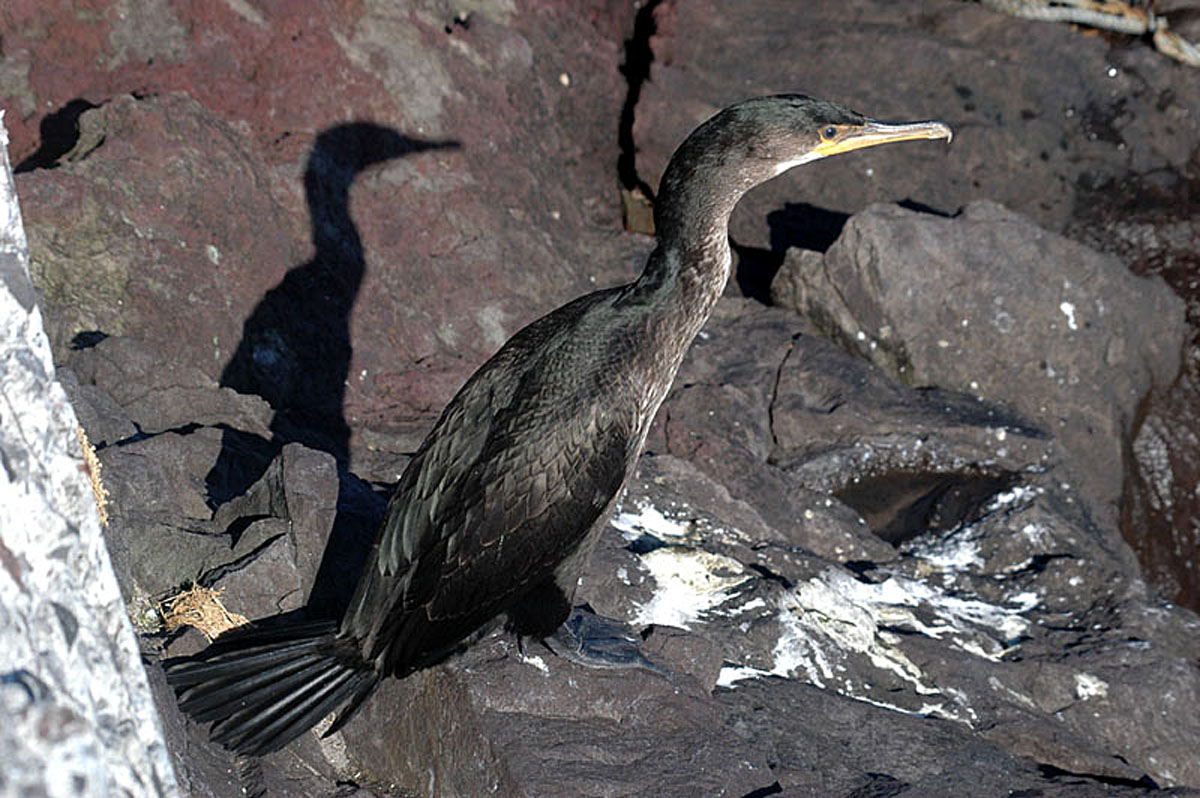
[167,95,951,755]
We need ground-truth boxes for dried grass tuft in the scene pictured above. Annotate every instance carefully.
[160,585,249,641]
[76,425,109,528]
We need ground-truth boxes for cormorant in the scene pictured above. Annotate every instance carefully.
[167,95,952,756]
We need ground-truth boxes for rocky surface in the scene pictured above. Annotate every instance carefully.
[5,0,1200,796]
[5,0,648,482]
[0,117,177,796]
[631,0,1200,610]
[772,200,1185,536]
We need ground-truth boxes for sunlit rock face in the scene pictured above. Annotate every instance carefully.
[8,0,1200,794]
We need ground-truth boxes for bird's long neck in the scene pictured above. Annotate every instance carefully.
[617,147,772,435]
[634,142,764,326]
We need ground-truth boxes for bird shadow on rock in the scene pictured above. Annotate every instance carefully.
[203,123,458,620]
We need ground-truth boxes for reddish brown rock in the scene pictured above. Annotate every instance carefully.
[13,0,649,476]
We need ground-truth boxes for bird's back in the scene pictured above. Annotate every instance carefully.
[341,283,659,676]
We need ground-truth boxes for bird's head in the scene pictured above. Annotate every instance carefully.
[728,94,952,177]
[656,94,952,232]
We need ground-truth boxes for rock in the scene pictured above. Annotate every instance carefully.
[0,115,177,796]
[99,425,231,599]
[603,301,1200,790]
[6,0,1200,795]
[771,200,1186,535]
[633,0,1200,242]
[716,678,1161,797]
[341,641,772,797]
[145,439,383,796]
[65,334,275,442]
[10,2,651,477]
[627,0,1200,611]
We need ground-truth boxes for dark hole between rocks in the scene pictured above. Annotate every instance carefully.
[835,470,1018,546]
[225,514,272,547]
[111,421,202,450]
[617,0,664,197]
[1036,763,1159,790]
[746,562,794,590]
[895,197,954,217]
[14,98,100,173]
[844,772,910,798]
[843,560,879,577]
[1014,552,1073,576]
[624,533,668,555]
[70,330,109,350]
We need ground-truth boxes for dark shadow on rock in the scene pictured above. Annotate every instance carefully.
[203,125,457,619]
[308,467,389,619]
[205,124,457,507]
[733,203,851,303]
[14,98,101,173]
[206,427,281,508]
[767,202,852,255]
[729,238,780,305]
[895,197,955,218]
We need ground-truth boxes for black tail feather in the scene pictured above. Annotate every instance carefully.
[210,661,344,743]
[171,639,327,684]
[166,621,377,756]
[220,668,366,755]
[323,675,380,737]
[184,655,328,722]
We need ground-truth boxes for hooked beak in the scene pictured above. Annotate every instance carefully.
[813,119,953,158]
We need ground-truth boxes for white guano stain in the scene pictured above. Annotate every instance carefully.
[630,548,750,629]
[611,502,690,541]
[622,501,1039,727]
[1074,672,1108,700]
[1059,301,1078,330]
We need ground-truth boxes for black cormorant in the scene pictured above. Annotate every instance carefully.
[167,95,952,756]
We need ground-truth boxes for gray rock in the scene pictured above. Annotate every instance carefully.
[340,640,772,797]
[772,200,1186,534]
[716,678,1165,797]
[0,116,177,796]
[597,300,1200,790]
[66,334,275,442]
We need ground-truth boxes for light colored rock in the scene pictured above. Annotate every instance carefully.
[0,111,178,797]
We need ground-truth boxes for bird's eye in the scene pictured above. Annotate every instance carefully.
[821,126,838,140]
